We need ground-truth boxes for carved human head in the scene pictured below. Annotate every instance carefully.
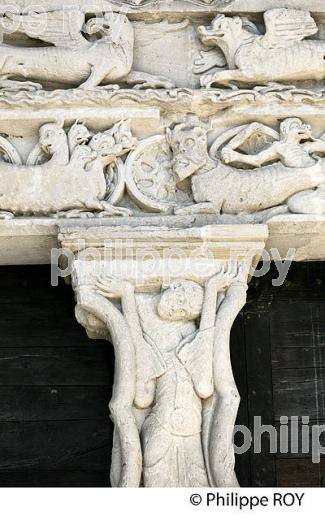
[39,123,67,154]
[280,118,313,142]
[167,124,208,183]
[157,280,204,321]
[68,122,92,151]
[198,14,243,46]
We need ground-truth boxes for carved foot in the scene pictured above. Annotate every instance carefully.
[96,84,120,91]
[52,209,96,219]
[133,77,175,90]
[174,203,218,215]
[125,71,175,90]
[0,79,43,92]
[0,211,14,220]
[98,202,133,217]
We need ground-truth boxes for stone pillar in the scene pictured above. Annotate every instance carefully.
[59,224,267,487]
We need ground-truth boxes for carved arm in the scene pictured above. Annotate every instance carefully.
[221,123,279,167]
[209,277,248,487]
[77,286,142,488]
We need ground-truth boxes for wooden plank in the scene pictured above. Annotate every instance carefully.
[0,304,98,348]
[0,420,112,470]
[276,459,325,487]
[0,347,114,385]
[275,419,325,459]
[244,308,276,486]
[272,366,325,420]
[0,470,110,487]
[0,386,111,421]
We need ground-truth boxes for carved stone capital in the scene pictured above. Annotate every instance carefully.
[59,224,267,487]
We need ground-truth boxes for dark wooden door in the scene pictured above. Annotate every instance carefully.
[234,262,325,487]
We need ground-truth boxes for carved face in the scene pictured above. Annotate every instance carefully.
[86,13,134,46]
[68,124,92,150]
[198,15,243,46]
[280,118,313,142]
[157,280,204,321]
[168,126,208,182]
[39,123,67,154]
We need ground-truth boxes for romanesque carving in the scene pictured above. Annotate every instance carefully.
[63,224,267,487]
[96,267,247,487]
[0,120,137,218]
[0,10,174,91]
[196,9,325,87]
[168,119,325,217]
[2,116,325,219]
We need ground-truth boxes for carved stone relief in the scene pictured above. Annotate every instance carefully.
[1,115,325,220]
[60,224,267,487]
[2,0,325,490]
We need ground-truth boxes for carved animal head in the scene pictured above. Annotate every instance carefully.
[197,14,245,46]
[167,124,208,182]
[68,122,92,152]
[39,123,67,155]
[158,280,204,321]
[86,12,133,47]
[280,118,313,143]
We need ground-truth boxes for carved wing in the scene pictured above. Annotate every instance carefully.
[262,8,318,49]
[6,9,88,49]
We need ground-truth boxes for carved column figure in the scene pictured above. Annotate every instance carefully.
[59,224,267,487]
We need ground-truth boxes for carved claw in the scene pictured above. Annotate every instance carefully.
[133,77,175,90]
[97,84,120,91]
[99,201,133,217]
[52,209,95,219]
[200,73,218,89]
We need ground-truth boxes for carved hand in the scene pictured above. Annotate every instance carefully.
[96,275,133,298]
[206,262,245,292]
[220,148,238,164]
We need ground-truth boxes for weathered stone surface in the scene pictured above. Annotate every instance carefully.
[59,224,266,487]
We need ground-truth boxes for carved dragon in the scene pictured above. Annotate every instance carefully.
[166,119,325,217]
[0,10,174,90]
[195,8,325,87]
[0,120,137,218]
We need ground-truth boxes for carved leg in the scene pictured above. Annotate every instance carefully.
[174,202,219,215]
[288,186,325,214]
[79,65,113,90]
[124,70,175,90]
[98,201,133,217]
[200,69,251,88]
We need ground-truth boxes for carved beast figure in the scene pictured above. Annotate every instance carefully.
[0,121,137,218]
[196,8,325,87]
[0,10,173,90]
[168,120,325,217]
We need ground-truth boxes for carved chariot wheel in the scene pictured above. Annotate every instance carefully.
[124,135,191,213]
[0,136,22,165]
